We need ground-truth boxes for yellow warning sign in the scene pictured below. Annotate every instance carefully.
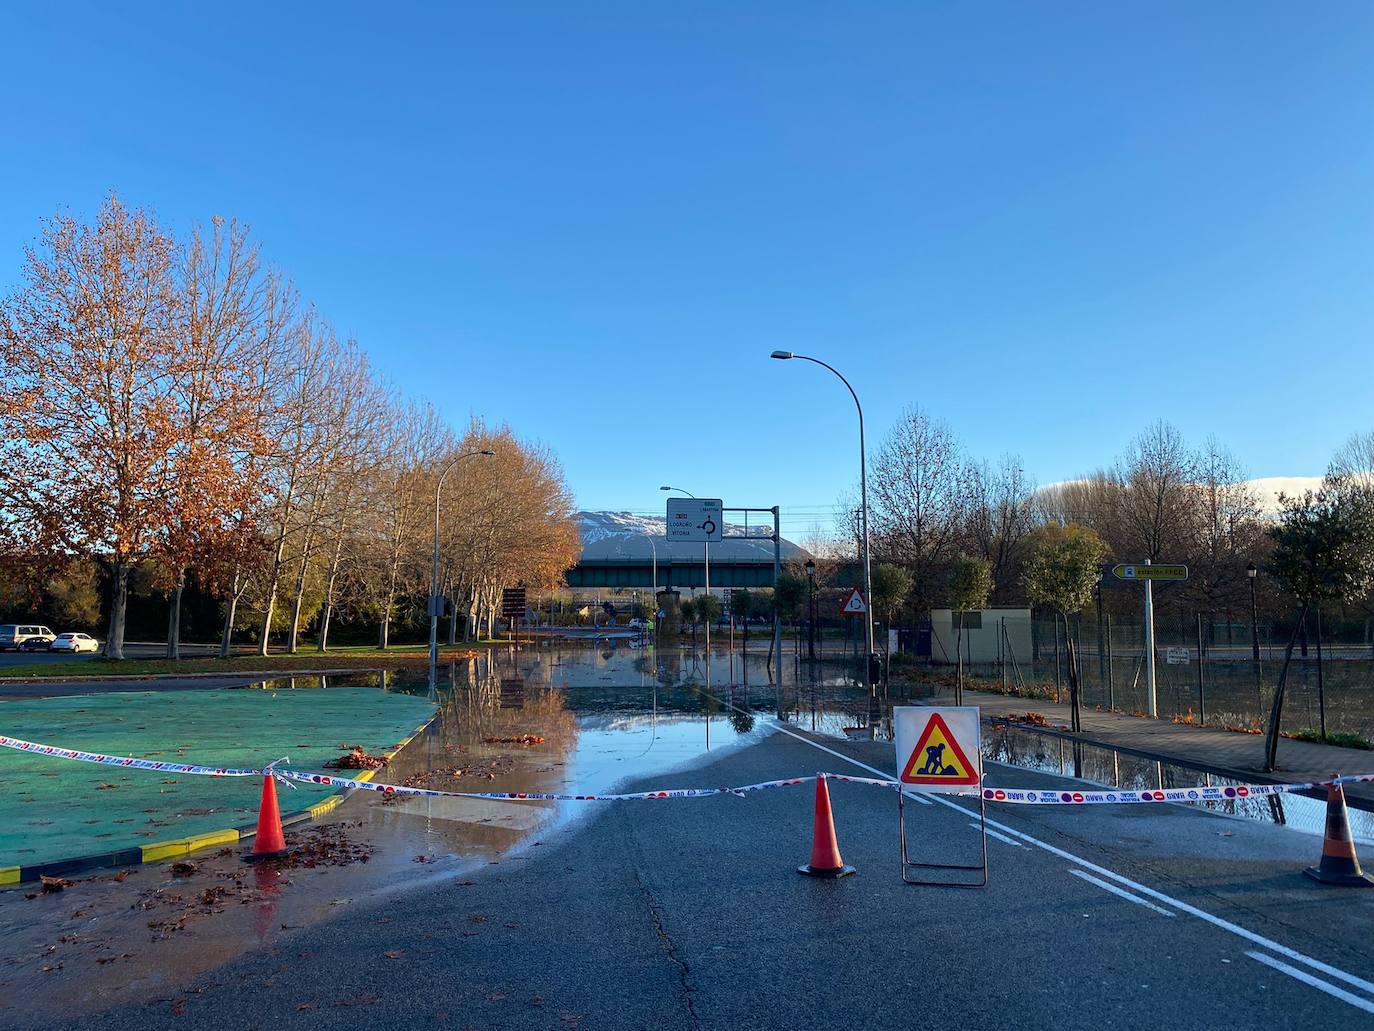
[895,709,981,788]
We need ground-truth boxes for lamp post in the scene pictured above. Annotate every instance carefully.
[638,532,658,637]
[805,558,816,660]
[1247,561,1261,709]
[430,449,495,694]
[770,350,876,695]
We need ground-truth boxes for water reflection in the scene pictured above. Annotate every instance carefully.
[240,645,1367,851]
[984,725,1374,845]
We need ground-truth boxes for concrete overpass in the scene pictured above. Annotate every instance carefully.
[564,512,806,589]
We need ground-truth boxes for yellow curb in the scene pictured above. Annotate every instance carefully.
[0,867,19,886]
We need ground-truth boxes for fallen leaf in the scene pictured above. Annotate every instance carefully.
[384,950,405,960]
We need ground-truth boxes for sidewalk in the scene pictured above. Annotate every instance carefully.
[951,688,1374,809]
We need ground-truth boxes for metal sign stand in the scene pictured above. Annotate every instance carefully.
[898,788,988,888]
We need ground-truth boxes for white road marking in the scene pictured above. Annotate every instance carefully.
[751,713,1374,998]
[1069,868,1175,916]
[1246,951,1374,1015]
[977,822,1026,848]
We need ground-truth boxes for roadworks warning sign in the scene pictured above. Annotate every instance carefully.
[894,707,981,792]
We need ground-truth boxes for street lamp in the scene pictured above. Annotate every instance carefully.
[430,449,496,693]
[805,558,816,661]
[1247,561,1261,709]
[770,350,876,694]
[637,532,658,634]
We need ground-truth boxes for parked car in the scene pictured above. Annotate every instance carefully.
[0,624,56,651]
[19,634,55,652]
[49,632,99,654]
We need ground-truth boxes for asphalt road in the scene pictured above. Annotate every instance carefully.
[0,641,226,668]
[18,724,1374,1030]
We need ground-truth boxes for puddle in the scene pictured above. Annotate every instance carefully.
[8,639,1357,1020]
[980,723,1374,846]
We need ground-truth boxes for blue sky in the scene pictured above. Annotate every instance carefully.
[2,3,1371,536]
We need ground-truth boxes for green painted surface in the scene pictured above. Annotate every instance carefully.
[0,686,435,867]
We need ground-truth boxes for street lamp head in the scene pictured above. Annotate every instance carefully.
[659,485,672,491]
[769,350,794,360]
[1246,562,1257,578]
[805,559,815,576]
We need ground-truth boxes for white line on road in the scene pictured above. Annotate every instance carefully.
[1246,951,1374,1015]
[976,822,1026,848]
[1069,868,1175,916]
[752,715,1374,999]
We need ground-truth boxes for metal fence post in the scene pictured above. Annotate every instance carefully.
[1195,612,1205,726]
[1105,614,1114,711]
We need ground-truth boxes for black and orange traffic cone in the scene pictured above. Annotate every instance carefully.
[798,774,856,878]
[1304,779,1374,887]
[245,773,289,861]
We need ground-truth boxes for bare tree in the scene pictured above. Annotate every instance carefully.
[1112,420,1194,562]
[968,454,1036,603]
[0,196,181,658]
[869,406,975,611]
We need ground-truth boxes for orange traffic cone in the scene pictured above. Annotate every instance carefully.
[246,773,288,861]
[798,774,856,878]
[1304,780,1374,887]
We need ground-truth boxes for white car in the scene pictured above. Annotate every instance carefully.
[50,632,99,654]
[0,624,56,650]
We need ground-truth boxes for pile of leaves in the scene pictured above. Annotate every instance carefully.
[324,746,389,770]
[274,823,375,869]
[999,712,1052,728]
[401,754,517,788]
[482,734,545,746]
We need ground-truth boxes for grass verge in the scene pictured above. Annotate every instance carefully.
[0,641,509,680]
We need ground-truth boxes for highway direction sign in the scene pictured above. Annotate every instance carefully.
[1112,563,1188,582]
[665,498,723,542]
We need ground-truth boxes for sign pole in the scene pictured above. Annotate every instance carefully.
[772,506,783,683]
[1144,558,1158,717]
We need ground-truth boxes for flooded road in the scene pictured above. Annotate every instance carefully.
[0,642,827,1020]
[2,639,1362,1022]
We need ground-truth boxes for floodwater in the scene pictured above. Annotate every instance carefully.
[0,642,825,1019]
[2,639,1368,1020]
[980,722,1374,846]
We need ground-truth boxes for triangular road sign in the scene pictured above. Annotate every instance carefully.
[839,587,867,615]
[900,713,980,786]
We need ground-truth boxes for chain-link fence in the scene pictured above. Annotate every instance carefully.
[949,617,1374,741]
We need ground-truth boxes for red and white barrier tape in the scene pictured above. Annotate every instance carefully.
[4,733,1373,806]
[0,734,260,777]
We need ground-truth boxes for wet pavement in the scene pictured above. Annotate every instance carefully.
[4,641,1374,1027]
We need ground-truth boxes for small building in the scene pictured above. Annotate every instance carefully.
[929,607,1032,667]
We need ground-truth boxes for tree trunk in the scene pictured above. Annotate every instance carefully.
[1264,601,1311,771]
[166,571,185,659]
[1067,631,1083,732]
[287,547,310,653]
[220,592,238,659]
[447,590,459,645]
[104,561,130,660]
[955,614,965,706]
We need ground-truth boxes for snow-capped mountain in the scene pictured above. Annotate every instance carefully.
[576,511,775,545]
[575,511,803,562]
